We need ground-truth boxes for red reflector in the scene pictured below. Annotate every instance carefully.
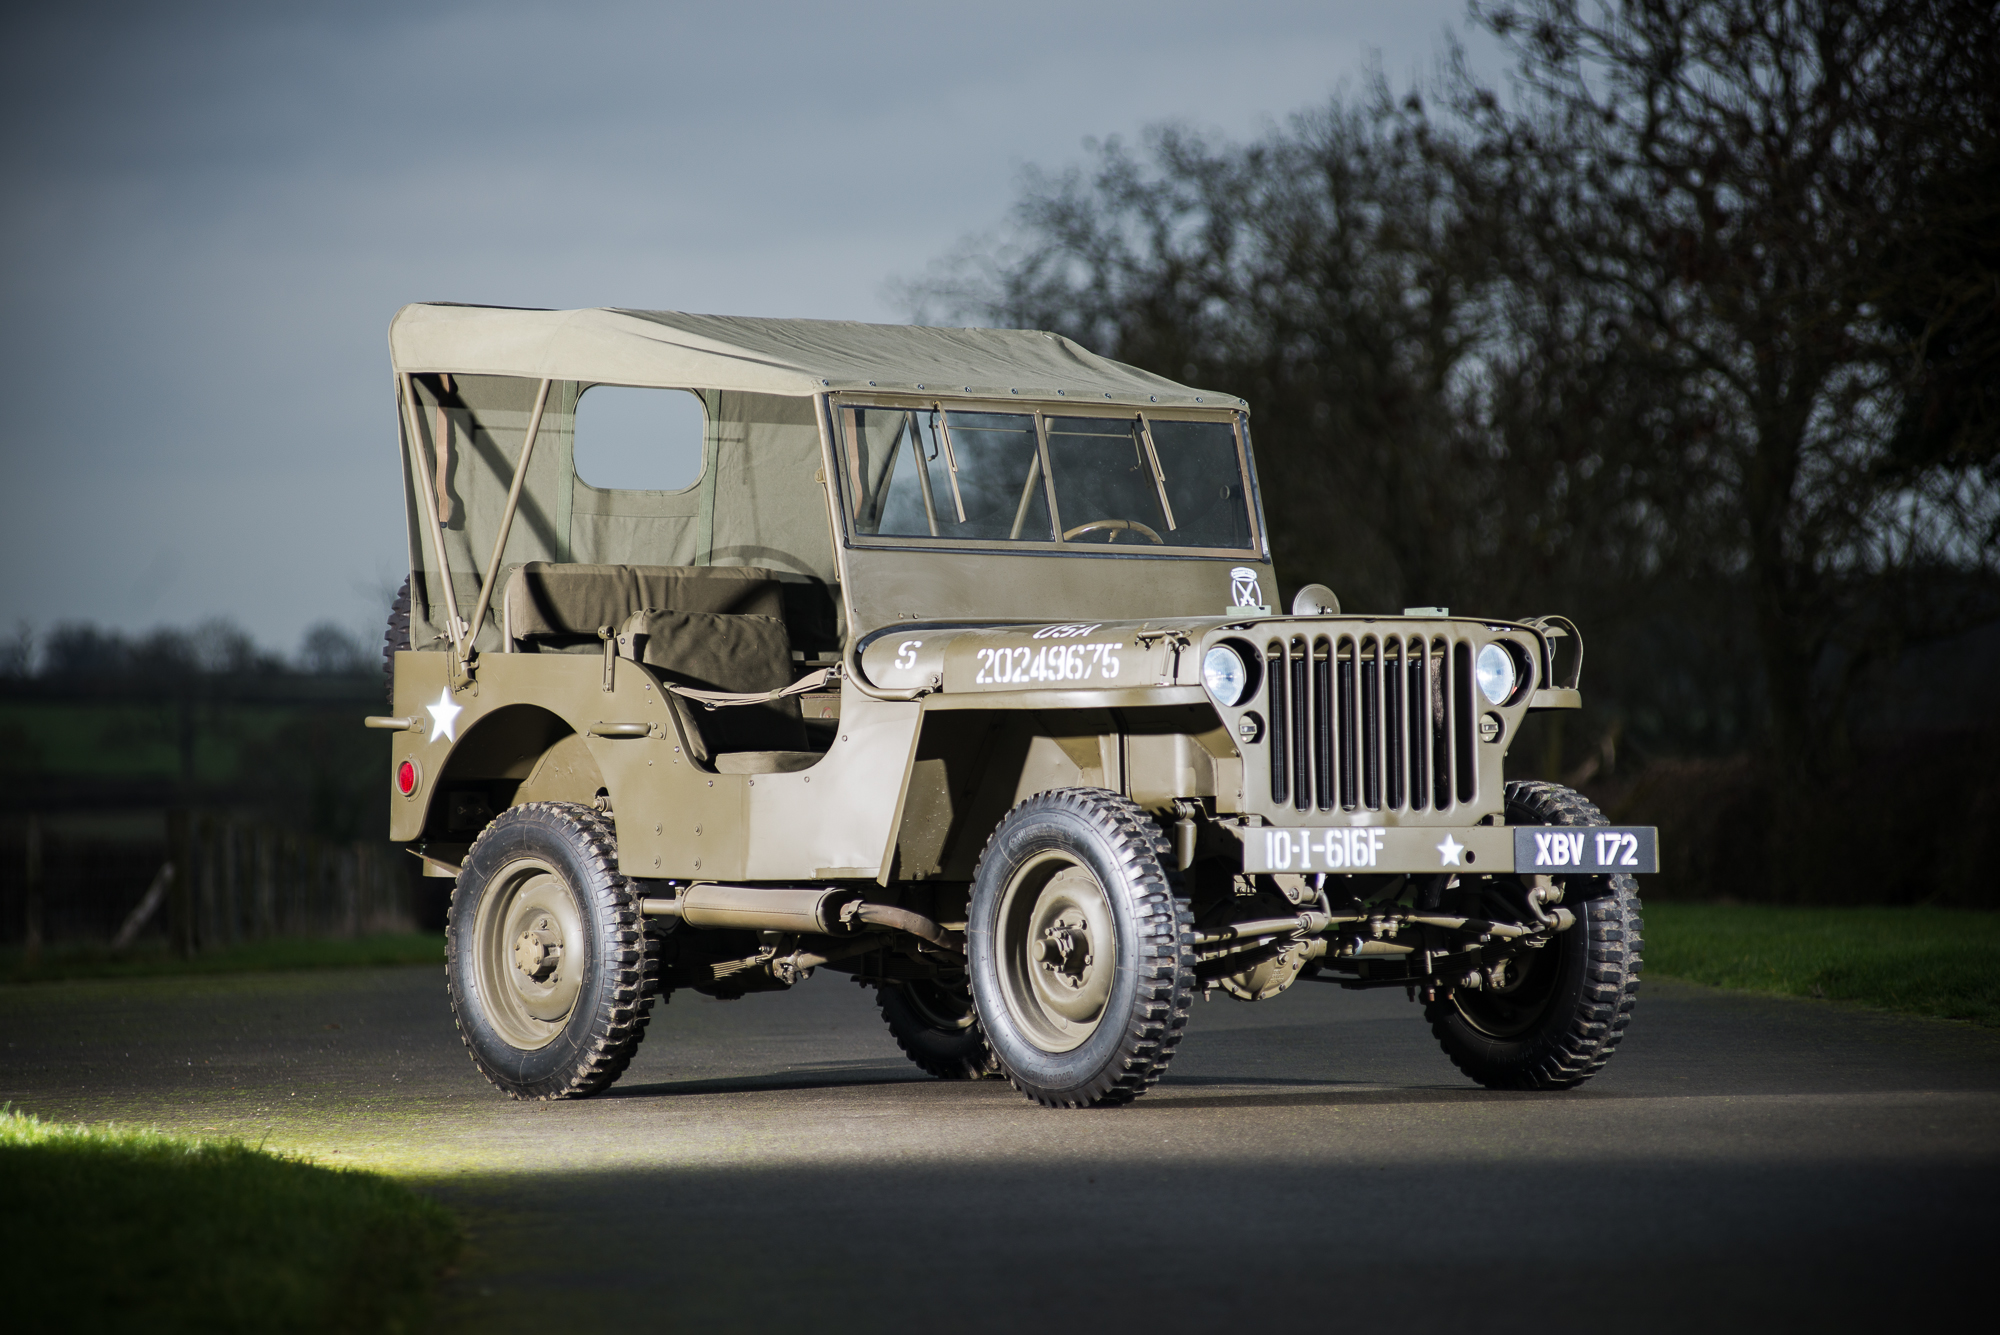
[396,760,417,796]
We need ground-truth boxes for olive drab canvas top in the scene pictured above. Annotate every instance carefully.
[389,304,1245,409]
[388,303,1271,658]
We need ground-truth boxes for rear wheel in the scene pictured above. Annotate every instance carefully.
[876,979,998,1080]
[382,575,411,705]
[1425,780,1643,1090]
[447,802,659,1100]
[968,788,1194,1108]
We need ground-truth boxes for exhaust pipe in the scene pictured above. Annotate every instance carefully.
[639,884,858,934]
[638,884,961,952]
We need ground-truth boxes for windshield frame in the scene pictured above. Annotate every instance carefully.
[827,394,1266,561]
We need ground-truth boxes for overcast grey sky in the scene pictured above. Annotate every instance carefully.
[0,0,1494,656]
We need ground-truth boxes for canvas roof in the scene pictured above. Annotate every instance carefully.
[388,303,1244,410]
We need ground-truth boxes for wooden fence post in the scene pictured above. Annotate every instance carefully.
[23,815,43,968]
[255,826,275,941]
[167,809,194,957]
[196,814,217,952]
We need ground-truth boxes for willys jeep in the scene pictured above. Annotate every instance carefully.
[370,303,1654,1108]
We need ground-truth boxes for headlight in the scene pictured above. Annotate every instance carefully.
[1476,643,1520,705]
[1202,644,1251,707]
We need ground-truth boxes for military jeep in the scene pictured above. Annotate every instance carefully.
[370,303,1653,1108]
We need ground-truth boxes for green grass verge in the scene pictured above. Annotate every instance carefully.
[0,1109,460,1334]
[1,932,444,985]
[1641,902,2000,1026]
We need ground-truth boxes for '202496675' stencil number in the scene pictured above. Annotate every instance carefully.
[974,642,1122,685]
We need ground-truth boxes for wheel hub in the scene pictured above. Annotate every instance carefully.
[512,915,565,982]
[1034,913,1095,989]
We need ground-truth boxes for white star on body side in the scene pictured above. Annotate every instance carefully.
[1435,834,1465,866]
[426,689,463,743]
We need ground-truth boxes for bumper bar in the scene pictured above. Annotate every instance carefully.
[1240,824,1656,875]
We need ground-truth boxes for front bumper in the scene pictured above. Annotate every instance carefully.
[1240,823,1657,876]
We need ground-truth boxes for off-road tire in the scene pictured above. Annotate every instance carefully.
[1425,779,1642,1090]
[876,979,999,1080]
[446,802,660,1100]
[382,575,412,705]
[968,788,1195,1108]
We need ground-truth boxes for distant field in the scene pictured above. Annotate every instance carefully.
[1642,902,2000,1027]
[2,932,444,984]
[0,1109,459,1333]
[0,699,309,783]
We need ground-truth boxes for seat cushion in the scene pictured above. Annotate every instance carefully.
[615,610,791,693]
[616,608,807,754]
[505,563,783,643]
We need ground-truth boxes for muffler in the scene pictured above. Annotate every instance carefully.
[640,884,859,934]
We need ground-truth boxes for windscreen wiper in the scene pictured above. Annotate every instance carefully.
[933,408,968,524]
[1136,413,1178,530]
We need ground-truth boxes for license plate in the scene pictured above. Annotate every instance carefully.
[1238,824,1658,874]
[1513,826,1657,874]
[1243,825,1508,873]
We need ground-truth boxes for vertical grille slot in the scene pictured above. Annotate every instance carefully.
[1312,639,1335,811]
[1384,638,1405,809]
[1430,638,1453,810]
[1335,638,1357,810]
[1407,642,1429,810]
[1290,640,1311,811]
[1336,639,1352,815]
[1360,638,1382,810]
[1266,640,1288,806]
[1453,639,1477,804]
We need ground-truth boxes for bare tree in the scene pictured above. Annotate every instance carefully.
[907,102,1569,613]
[1453,0,2000,780]
[906,0,1998,790]
[903,96,1708,748]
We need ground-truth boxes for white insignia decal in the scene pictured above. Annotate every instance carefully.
[426,689,463,743]
[1435,834,1465,866]
[1229,566,1264,608]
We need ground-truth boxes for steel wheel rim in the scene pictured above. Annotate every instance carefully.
[995,850,1117,1054]
[471,855,586,1050]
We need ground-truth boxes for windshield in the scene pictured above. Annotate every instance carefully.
[839,406,1255,551]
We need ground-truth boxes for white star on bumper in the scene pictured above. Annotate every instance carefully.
[1435,834,1465,866]
[426,689,463,743]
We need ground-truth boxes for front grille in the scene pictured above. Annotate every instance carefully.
[1264,632,1478,814]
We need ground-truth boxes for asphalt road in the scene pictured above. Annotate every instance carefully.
[4,962,1996,1333]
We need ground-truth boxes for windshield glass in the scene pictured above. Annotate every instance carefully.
[842,407,1052,541]
[840,406,1254,551]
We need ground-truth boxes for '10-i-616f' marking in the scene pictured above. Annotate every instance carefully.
[1251,824,1659,874]
[1264,827,1386,870]
[974,642,1123,685]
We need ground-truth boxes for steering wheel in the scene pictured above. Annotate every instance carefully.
[1061,518,1165,545]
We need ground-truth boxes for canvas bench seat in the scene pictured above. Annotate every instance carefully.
[503,562,786,642]
[502,562,820,772]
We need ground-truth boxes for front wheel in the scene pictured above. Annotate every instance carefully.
[446,802,659,1100]
[1425,780,1643,1090]
[968,788,1194,1108]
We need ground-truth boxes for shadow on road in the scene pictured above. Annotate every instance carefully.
[428,1150,1995,1334]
